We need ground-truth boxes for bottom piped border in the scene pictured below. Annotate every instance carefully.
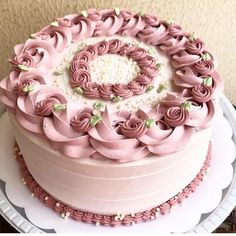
[15,142,211,227]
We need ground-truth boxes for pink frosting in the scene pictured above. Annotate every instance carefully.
[112,83,133,98]
[191,84,213,102]
[128,81,147,95]
[83,45,98,60]
[138,55,156,68]
[108,39,123,53]
[164,107,189,127]
[71,60,89,73]
[96,40,109,55]
[70,69,91,88]
[35,26,72,52]
[143,14,160,27]
[128,47,147,60]
[98,84,113,100]
[82,82,100,99]
[12,39,57,71]
[186,38,205,54]
[194,58,215,75]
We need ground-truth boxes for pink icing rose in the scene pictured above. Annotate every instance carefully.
[10,53,34,71]
[71,60,89,74]
[98,84,113,100]
[73,51,91,63]
[112,83,133,98]
[143,14,160,27]
[87,9,102,21]
[70,69,91,88]
[118,43,134,56]
[128,81,147,95]
[120,118,148,138]
[82,82,100,99]
[135,74,153,85]
[168,23,184,37]
[141,66,158,77]
[35,97,61,116]
[96,40,109,55]
[128,47,147,60]
[164,107,189,127]
[138,55,156,68]
[191,84,213,103]
[108,39,123,53]
[186,38,205,54]
[70,108,93,132]
[83,45,98,60]
[194,59,215,75]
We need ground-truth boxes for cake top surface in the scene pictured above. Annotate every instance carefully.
[0,8,223,163]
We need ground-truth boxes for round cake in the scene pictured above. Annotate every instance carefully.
[0,8,223,226]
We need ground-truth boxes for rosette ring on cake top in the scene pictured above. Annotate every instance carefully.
[0,8,223,226]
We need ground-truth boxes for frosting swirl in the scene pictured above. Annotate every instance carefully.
[108,39,123,53]
[35,97,61,116]
[194,59,215,75]
[96,40,109,55]
[186,38,205,54]
[70,69,91,87]
[128,81,147,95]
[82,82,100,99]
[164,107,189,127]
[98,84,113,100]
[191,84,213,103]
[112,83,133,98]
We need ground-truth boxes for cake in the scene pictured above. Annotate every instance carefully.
[0,8,223,226]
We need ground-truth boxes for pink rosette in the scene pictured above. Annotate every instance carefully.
[70,60,89,73]
[141,67,158,77]
[87,9,102,21]
[94,9,124,36]
[83,45,98,60]
[35,26,72,52]
[191,84,213,102]
[167,23,185,37]
[128,47,147,60]
[135,74,153,85]
[143,14,160,27]
[119,118,148,138]
[119,14,146,36]
[172,50,201,68]
[128,81,147,95]
[112,83,133,98]
[186,101,215,130]
[56,18,72,27]
[174,67,203,88]
[137,24,169,45]
[43,102,95,158]
[98,84,113,100]
[88,108,149,162]
[0,70,46,112]
[70,107,93,132]
[96,40,109,55]
[160,36,188,55]
[186,38,205,54]
[16,86,67,135]
[82,82,100,99]
[194,59,215,75]
[70,69,91,88]
[138,55,156,68]
[10,39,57,71]
[64,14,96,42]
[73,51,91,63]
[108,39,123,53]
[164,106,189,127]
[118,43,134,56]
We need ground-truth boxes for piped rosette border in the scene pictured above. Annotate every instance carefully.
[0,8,223,162]
[70,39,158,101]
[15,142,211,226]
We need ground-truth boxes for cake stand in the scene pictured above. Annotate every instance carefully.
[0,94,236,233]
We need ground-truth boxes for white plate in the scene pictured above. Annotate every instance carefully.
[0,95,236,233]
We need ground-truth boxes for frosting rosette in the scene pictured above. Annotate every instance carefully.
[128,81,146,95]
[191,84,213,102]
[194,57,215,75]
[98,84,113,100]
[16,86,67,135]
[172,51,201,68]
[34,25,72,52]
[70,69,91,88]
[82,82,100,99]
[11,39,57,72]
[43,102,95,158]
[112,83,133,98]
[89,107,149,162]
[186,38,205,54]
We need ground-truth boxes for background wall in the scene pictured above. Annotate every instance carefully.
[0,0,235,103]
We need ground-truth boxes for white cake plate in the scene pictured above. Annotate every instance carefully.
[0,95,236,233]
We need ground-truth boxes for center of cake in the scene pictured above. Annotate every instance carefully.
[50,36,174,112]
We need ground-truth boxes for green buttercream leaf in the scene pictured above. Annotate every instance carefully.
[144,118,155,128]
[203,77,213,86]
[112,95,122,103]
[146,85,155,92]
[114,7,120,16]
[148,47,156,55]
[188,32,196,41]
[81,10,88,17]
[53,104,66,112]
[181,101,192,111]
[18,64,30,71]
[30,33,37,39]
[93,102,104,111]
[22,85,34,93]
[156,63,162,69]
[157,84,166,93]
[139,10,145,17]
[202,53,210,61]
[73,87,83,95]
[90,114,101,127]
[50,21,59,27]
[53,70,64,76]
[166,19,173,25]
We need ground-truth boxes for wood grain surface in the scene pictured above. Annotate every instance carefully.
[0,0,235,103]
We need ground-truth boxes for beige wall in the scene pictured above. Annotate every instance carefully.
[0,0,235,103]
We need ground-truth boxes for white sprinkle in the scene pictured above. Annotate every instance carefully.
[96,222,100,226]
[45,196,49,201]
[31,193,35,197]
[56,202,60,207]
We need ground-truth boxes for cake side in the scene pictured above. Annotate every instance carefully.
[10,112,211,214]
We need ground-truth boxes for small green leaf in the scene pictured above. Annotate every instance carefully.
[156,63,162,69]
[81,10,88,17]
[73,87,83,95]
[181,101,192,111]
[18,64,30,71]
[112,95,122,103]
[144,118,155,128]
[23,85,34,93]
[146,85,155,93]
[157,84,166,93]
[93,102,104,111]
[30,33,37,39]
[148,47,156,55]
[114,7,120,16]
[53,70,64,76]
[90,114,101,127]
[50,21,59,27]
[202,53,211,61]
[203,77,213,86]
[139,10,145,17]
[188,32,196,41]
[53,104,66,112]
[166,19,173,25]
